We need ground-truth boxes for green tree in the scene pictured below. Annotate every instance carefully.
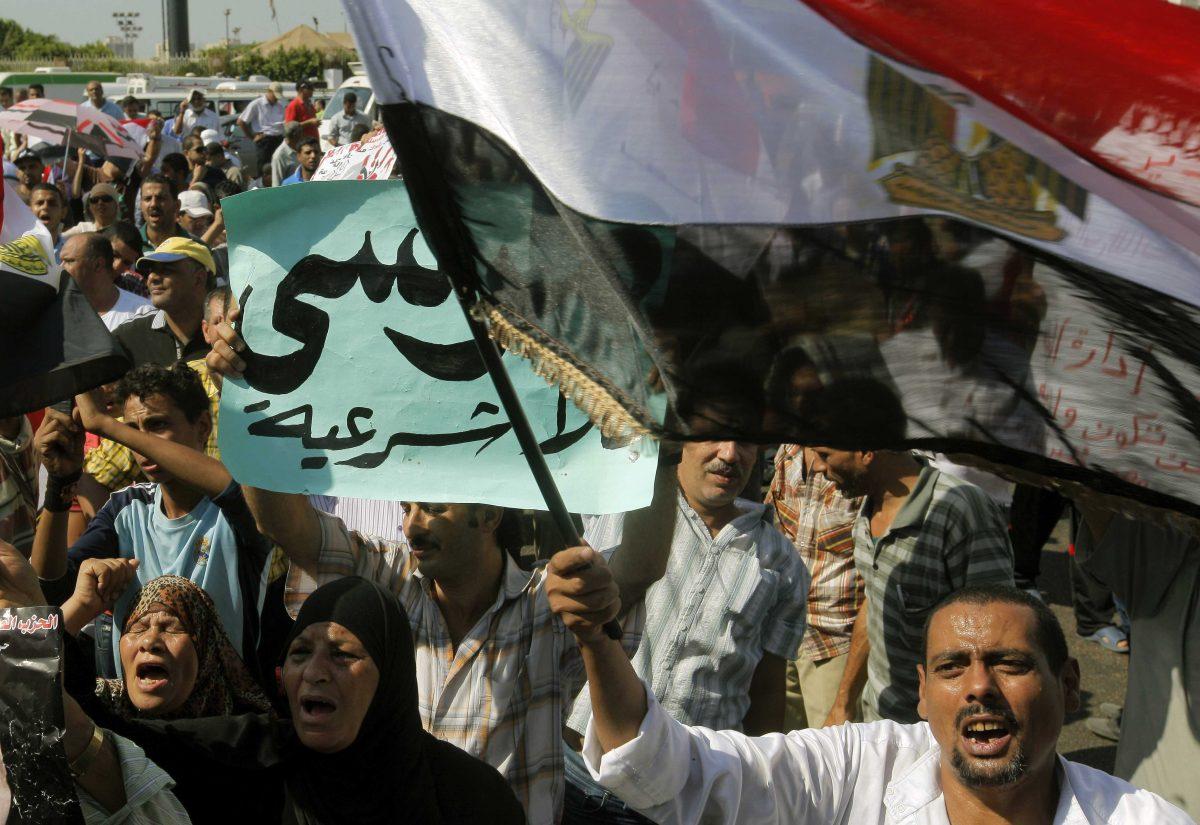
[0,18,112,60]
[234,47,351,83]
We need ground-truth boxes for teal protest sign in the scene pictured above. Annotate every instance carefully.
[219,181,657,513]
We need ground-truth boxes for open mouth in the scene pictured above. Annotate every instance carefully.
[300,697,337,719]
[135,662,170,690]
[961,718,1014,757]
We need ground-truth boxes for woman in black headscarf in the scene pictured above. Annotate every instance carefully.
[65,576,524,824]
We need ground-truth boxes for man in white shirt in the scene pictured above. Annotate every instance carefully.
[171,90,220,138]
[547,563,1194,824]
[60,233,152,332]
[237,82,286,175]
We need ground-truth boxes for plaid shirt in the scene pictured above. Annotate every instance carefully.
[569,493,809,733]
[86,360,220,490]
[766,445,864,662]
[855,460,1014,723]
[285,511,644,825]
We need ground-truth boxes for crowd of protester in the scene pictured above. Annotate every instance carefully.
[0,79,1196,825]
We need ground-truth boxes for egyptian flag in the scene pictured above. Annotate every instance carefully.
[343,0,1200,517]
[0,183,129,416]
[0,100,141,161]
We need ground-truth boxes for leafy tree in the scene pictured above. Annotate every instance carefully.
[0,18,113,59]
[234,47,351,83]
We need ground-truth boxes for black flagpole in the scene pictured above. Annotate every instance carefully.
[446,278,623,641]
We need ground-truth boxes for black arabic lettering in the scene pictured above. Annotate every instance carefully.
[239,230,449,395]
[336,422,515,468]
[538,394,593,454]
[243,391,592,470]
[383,327,488,382]
[246,403,377,450]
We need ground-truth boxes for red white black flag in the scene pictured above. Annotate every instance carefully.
[343,0,1200,516]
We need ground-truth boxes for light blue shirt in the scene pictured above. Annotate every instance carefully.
[80,98,125,121]
[69,482,272,675]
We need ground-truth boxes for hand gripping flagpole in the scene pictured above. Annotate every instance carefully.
[445,277,623,641]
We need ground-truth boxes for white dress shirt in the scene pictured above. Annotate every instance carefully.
[583,686,1194,824]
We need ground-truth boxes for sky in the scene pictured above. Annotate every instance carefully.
[18,0,349,59]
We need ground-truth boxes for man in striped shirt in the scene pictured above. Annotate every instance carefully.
[809,448,1014,724]
[563,431,809,821]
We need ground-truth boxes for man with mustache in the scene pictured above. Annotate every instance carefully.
[204,313,677,825]
[562,397,809,822]
[547,572,1193,824]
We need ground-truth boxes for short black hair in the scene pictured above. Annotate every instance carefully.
[212,179,242,203]
[182,134,205,153]
[142,172,179,199]
[298,137,321,153]
[922,584,1069,673]
[349,123,371,143]
[0,86,11,97]
[29,182,64,207]
[103,220,143,253]
[114,363,209,423]
[344,91,357,104]
[119,94,141,107]
[160,153,189,179]
[27,83,44,95]
[204,142,225,158]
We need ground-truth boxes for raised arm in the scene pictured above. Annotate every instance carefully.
[30,409,86,580]
[607,454,679,617]
[61,557,140,636]
[0,540,127,813]
[74,389,231,499]
[546,545,647,751]
[242,487,323,574]
[548,544,854,825]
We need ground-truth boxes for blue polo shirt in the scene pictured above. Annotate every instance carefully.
[68,480,272,676]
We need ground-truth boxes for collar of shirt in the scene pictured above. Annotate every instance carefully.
[856,458,938,537]
[677,491,772,550]
[884,748,1097,824]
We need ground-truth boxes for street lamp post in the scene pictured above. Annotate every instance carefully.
[112,11,142,59]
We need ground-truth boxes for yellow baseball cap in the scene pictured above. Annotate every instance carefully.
[135,236,216,276]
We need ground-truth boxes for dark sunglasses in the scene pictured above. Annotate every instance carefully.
[90,195,115,204]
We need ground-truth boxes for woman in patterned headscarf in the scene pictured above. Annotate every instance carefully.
[61,563,271,720]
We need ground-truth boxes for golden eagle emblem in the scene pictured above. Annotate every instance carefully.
[867,57,1087,242]
[0,234,51,277]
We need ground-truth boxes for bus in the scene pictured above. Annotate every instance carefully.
[0,68,122,103]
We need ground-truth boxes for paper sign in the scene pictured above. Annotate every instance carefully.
[219,181,657,513]
[313,130,397,181]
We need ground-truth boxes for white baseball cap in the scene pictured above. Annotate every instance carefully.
[200,128,223,147]
[178,189,213,219]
